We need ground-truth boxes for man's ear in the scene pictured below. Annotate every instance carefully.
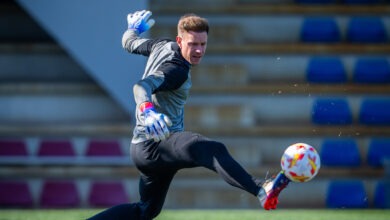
[176,36,182,49]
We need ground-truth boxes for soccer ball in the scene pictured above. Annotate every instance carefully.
[281,143,321,183]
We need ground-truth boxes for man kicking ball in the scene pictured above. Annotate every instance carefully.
[88,10,289,220]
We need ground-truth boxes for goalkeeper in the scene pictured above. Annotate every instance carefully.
[88,10,289,220]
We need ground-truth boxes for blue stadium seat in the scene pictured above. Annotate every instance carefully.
[307,58,346,83]
[354,58,390,83]
[359,99,390,125]
[347,17,387,43]
[312,99,352,125]
[296,0,336,3]
[301,18,340,42]
[327,180,368,208]
[367,139,390,167]
[343,0,381,4]
[374,181,388,208]
[321,139,361,167]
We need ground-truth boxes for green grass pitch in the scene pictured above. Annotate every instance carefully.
[0,209,390,220]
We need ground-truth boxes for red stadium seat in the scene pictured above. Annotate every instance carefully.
[38,140,75,156]
[0,181,33,207]
[40,180,80,208]
[0,140,27,156]
[88,181,129,207]
[86,140,123,156]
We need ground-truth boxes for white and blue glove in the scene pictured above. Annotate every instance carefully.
[140,102,172,142]
[127,10,155,34]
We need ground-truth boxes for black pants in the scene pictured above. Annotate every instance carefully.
[88,131,261,220]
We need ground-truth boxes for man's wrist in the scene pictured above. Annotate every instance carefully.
[140,102,154,113]
[128,28,140,35]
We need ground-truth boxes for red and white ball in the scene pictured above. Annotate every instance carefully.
[281,143,321,183]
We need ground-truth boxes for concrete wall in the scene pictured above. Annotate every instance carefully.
[15,0,149,115]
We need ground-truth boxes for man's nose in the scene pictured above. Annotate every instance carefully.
[195,46,203,54]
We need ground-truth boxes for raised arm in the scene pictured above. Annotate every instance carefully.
[122,10,156,56]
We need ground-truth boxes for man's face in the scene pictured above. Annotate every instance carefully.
[177,31,208,66]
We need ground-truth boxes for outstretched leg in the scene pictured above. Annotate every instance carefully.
[258,171,290,210]
[163,131,261,196]
[189,138,261,196]
[165,131,289,210]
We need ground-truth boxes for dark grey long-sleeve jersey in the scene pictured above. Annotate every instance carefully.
[122,29,192,144]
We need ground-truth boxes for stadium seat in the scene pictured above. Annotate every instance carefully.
[40,180,80,208]
[38,140,75,156]
[359,99,390,125]
[343,0,381,4]
[301,18,340,42]
[86,140,123,156]
[296,0,336,3]
[374,181,388,208]
[347,17,387,43]
[0,181,33,207]
[354,58,390,83]
[0,140,27,156]
[312,99,352,125]
[326,180,368,208]
[307,58,346,83]
[88,181,129,207]
[321,139,361,167]
[367,139,390,167]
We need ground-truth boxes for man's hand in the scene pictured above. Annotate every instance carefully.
[127,10,155,34]
[140,102,172,142]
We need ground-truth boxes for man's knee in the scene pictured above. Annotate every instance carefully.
[209,141,228,155]
[187,139,230,168]
[191,140,228,157]
[138,201,163,220]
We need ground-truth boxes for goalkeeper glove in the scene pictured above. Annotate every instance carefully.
[127,10,155,34]
[140,102,172,142]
